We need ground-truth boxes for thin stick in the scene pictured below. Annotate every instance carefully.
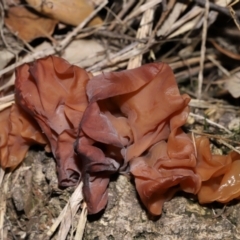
[0,173,11,240]
[192,130,240,153]
[189,99,240,110]
[128,8,154,69]
[74,202,87,240]
[46,182,84,238]
[218,139,240,154]
[207,55,230,77]
[189,112,232,134]
[108,0,136,30]
[0,168,4,187]
[228,0,240,31]
[197,0,209,99]
[193,0,237,17]
[0,0,108,77]
[124,0,162,22]
[191,132,197,157]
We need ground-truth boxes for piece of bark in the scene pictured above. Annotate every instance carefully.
[84,174,240,240]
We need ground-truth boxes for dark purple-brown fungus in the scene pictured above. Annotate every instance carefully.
[75,62,201,214]
[15,55,90,186]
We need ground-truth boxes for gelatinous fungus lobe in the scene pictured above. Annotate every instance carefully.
[15,56,90,186]
[127,64,202,216]
[0,104,47,169]
[76,63,167,214]
[76,62,200,214]
[11,55,240,217]
[195,136,240,204]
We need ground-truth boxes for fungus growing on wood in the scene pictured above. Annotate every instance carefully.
[10,56,240,216]
[15,55,90,186]
[76,62,200,214]
[0,104,47,169]
[195,137,240,203]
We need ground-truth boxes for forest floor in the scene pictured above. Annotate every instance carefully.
[1,0,240,239]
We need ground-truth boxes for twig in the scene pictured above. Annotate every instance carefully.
[108,0,136,30]
[128,8,154,69]
[74,202,87,240]
[175,62,214,83]
[94,30,146,42]
[0,102,14,111]
[0,168,4,187]
[228,0,240,31]
[219,139,240,154]
[191,130,240,154]
[86,42,139,72]
[0,1,18,59]
[191,132,197,157]
[46,182,84,239]
[189,112,232,134]
[207,55,230,77]
[197,0,209,99]
[0,94,14,104]
[192,0,240,18]
[149,0,176,44]
[0,172,11,240]
[189,99,240,111]
[169,55,214,70]
[0,0,108,77]
[208,38,240,60]
[124,0,163,22]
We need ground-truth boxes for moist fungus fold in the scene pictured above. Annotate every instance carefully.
[0,103,47,169]
[15,55,90,186]
[1,55,238,216]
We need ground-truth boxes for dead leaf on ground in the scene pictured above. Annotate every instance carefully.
[225,72,240,98]
[25,0,102,27]
[5,6,58,42]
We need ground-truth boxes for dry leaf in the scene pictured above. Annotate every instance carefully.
[225,72,240,98]
[5,6,57,42]
[26,0,102,26]
[0,104,48,169]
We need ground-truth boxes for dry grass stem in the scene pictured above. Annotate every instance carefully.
[0,173,11,240]
[108,0,136,30]
[128,8,154,69]
[46,182,84,239]
[228,0,240,31]
[87,42,139,72]
[197,0,209,99]
[189,112,232,133]
[0,74,15,92]
[192,130,240,153]
[124,0,163,21]
[74,202,87,240]
[0,168,4,187]
[1,0,240,238]
[0,0,108,77]
[218,139,240,154]
[189,99,239,110]
[157,2,186,37]
[167,6,203,37]
[207,55,231,77]
[169,55,214,69]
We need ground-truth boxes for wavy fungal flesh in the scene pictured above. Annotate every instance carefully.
[0,55,238,215]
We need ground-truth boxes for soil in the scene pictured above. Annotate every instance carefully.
[3,148,240,240]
